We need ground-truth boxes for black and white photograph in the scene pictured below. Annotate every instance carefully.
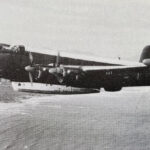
[0,0,150,149]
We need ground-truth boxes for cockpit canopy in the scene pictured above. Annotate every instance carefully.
[0,44,26,54]
[10,45,25,53]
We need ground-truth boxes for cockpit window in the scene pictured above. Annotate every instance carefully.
[11,45,25,54]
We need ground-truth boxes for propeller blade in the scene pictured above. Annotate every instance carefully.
[29,52,33,65]
[37,70,42,80]
[29,72,33,85]
[55,75,63,83]
[56,52,60,67]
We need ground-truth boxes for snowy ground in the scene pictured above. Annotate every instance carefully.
[0,86,150,150]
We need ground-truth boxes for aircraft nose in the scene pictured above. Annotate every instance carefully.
[0,53,11,77]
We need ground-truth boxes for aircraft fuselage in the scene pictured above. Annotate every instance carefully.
[0,45,150,91]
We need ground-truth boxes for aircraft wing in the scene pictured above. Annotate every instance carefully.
[81,64,146,72]
[25,51,148,90]
[78,63,148,89]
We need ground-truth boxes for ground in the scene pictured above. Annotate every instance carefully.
[0,84,150,150]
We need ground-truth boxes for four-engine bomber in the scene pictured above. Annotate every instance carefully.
[0,43,150,92]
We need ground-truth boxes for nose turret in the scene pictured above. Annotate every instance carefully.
[0,44,27,80]
[0,44,14,78]
[0,53,11,78]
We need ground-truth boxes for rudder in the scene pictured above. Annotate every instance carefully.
[140,45,150,62]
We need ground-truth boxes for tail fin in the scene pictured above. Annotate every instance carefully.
[140,45,150,62]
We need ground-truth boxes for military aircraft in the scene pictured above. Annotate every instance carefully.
[0,43,150,93]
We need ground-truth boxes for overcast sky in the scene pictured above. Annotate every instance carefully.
[0,0,150,61]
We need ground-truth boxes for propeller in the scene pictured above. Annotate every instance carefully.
[25,51,73,85]
[48,52,67,83]
[49,52,83,84]
[25,52,35,85]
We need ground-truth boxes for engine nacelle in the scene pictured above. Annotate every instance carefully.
[104,79,122,92]
[142,59,150,66]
